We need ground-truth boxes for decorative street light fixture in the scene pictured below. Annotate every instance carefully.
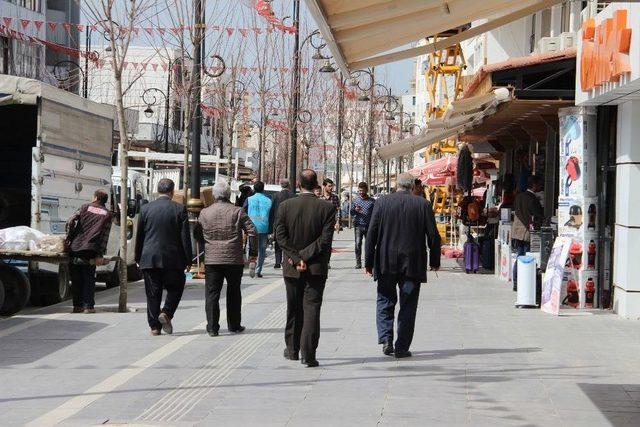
[288,17,331,191]
[141,87,170,153]
[53,60,84,93]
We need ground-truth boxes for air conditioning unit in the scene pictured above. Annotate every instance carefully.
[538,37,560,54]
[560,32,575,50]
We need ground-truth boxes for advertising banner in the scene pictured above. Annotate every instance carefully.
[557,107,598,309]
[541,237,572,315]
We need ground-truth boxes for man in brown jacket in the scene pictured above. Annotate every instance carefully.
[195,181,257,336]
[66,189,113,314]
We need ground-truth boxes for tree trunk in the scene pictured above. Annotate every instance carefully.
[114,74,129,313]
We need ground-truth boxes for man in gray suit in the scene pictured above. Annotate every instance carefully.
[135,178,193,336]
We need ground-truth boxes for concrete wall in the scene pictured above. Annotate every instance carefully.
[613,99,640,319]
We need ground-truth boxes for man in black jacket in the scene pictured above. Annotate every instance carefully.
[66,189,112,314]
[365,173,441,358]
[275,169,335,367]
[135,178,193,336]
[269,179,294,269]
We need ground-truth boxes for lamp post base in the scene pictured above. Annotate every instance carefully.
[186,197,204,214]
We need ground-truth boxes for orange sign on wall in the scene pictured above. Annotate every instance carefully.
[580,9,632,91]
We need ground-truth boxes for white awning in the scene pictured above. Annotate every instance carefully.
[376,88,510,160]
[305,0,563,73]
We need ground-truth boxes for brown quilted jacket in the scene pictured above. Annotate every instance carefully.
[194,200,257,265]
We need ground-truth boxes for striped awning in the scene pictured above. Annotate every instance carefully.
[305,0,563,73]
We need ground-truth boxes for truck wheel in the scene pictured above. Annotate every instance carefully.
[30,265,71,306]
[0,278,5,311]
[0,265,30,316]
[127,264,142,282]
[106,262,142,288]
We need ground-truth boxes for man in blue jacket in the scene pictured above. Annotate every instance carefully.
[244,181,272,278]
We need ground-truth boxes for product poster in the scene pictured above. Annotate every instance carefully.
[541,237,572,315]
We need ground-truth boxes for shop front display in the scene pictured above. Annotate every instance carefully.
[576,2,640,318]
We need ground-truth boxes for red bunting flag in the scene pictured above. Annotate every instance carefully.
[47,22,57,31]
[170,27,180,35]
[33,20,43,31]
[76,24,84,32]
[152,63,158,71]
[253,28,262,35]
[144,27,153,35]
[132,27,139,35]
[239,28,248,37]
[226,27,234,36]
[161,64,168,71]
[20,19,30,30]
[3,17,12,27]
[62,22,72,33]
[157,27,166,35]
[89,25,97,31]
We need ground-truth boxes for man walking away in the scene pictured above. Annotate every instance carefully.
[135,178,193,336]
[195,181,256,336]
[352,182,375,269]
[275,169,335,367]
[512,175,545,290]
[66,189,112,314]
[244,181,272,278]
[365,173,441,358]
[268,179,294,269]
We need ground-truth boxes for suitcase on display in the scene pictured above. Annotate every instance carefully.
[464,241,480,274]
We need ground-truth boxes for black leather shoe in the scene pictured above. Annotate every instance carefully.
[383,341,394,356]
[283,348,299,361]
[208,330,219,337]
[229,326,246,334]
[274,264,281,269]
[355,265,362,269]
[394,350,412,359]
[301,357,319,367]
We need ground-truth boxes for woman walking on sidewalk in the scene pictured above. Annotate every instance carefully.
[195,181,257,337]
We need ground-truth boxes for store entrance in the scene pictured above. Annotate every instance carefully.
[596,106,617,308]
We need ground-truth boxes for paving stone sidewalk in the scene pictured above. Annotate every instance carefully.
[1,233,640,426]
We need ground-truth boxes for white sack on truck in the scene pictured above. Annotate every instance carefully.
[0,226,45,251]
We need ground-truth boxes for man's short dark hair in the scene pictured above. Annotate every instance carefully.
[299,169,318,191]
[323,178,334,186]
[280,179,290,189]
[94,189,109,204]
[157,178,175,194]
[358,182,368,191]
[253,181,265,193]
[528,175,543,189]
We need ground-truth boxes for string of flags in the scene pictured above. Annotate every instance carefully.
[0,24,98,62]
[94,60,311,75]
[0,17,292,38]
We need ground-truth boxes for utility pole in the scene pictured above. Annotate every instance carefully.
[289,0,301,192]
[188,0,203,214]
[83,26,89,98]
[336,74,345,192]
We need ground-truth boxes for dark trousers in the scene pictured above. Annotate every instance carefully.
[205,264,243,333]
[376,275,421,352]
[70,262,96,308]
[143,268,186,330]
[354,226,367,266]
[274,242,283,267]
[284,275,326,359]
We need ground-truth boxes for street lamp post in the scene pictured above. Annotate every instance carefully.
[288,17,331,191]
[189,0,204,214]
[141,87,170,153]
[223,79,245,181]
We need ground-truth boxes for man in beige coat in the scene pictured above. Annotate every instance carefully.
[195,181,257,336]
